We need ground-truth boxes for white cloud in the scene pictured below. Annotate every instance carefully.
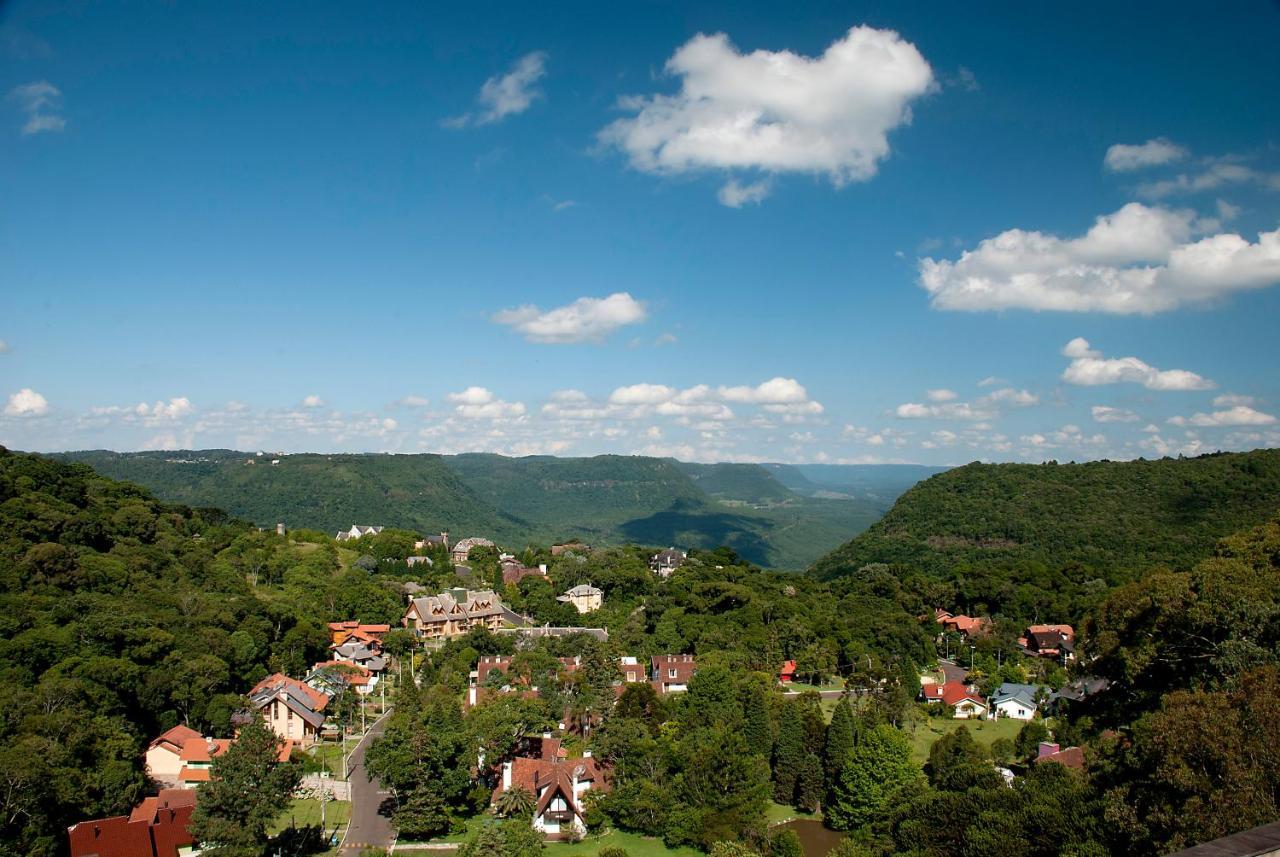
[301,394,325,408]
[717,178,771,208]
[895,401,992,421]
[895,386,1036,421]
[0,339,10,354]
[393,394,430,408]
[1136,161,1280,200]
[609,383,677,406]
[493,292,647,344]
[137,397,194,420]
[718,377,811,405]
[926,388,957,402]
[447,387,526,419]
[4,388,48,416]
[445,51,547,128]
[598,25,933,198]
[980,387,1039,407]
[1060,338,1213,391]
[920,203,1280,314]
[1091,405,1140,423]
[1168,405,1276,428]
[8,81,65,135]
[1213,393,1255,407]
[1104,138,1187,172]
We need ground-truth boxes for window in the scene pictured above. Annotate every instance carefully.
[668,668,677,679]
[287,708,293,721]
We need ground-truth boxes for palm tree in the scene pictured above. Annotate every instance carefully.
[493,785,536,819]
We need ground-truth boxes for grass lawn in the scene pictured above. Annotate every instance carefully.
[303,742,350,780]
[268,797,351,835]
[547,830,701,857]
[908,716,1024,763]
[766,801,819,826]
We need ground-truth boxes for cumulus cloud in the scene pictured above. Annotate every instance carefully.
[895,386,1037,421]
[445,51,547,128]
[5,388,48,416]
[1136,161,1280,200]
[1104,138,1187,172]
[1091,405,1140,423]
[301,394,325,408]
[717,178,771,208]
[926,389,958,402]
[8,81,65,135]
[598,25,933,199]
[920,203,1280,314]
[137,397,194,420]
[1168,405,1276,427]
[446,387,526,419]
[493,292,647,344]
[1213,393,1255,407]
[1060,338,1214,391]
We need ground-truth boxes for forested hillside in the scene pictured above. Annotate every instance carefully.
[812,449,1280,588]
[55,451,901,569]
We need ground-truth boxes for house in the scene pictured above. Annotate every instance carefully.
[1033,742,1085,770]
[926,680,988,719]
[331,641,387,675]
[335,524,384,542]
[248,673,328,746]
[450,536,495,564]
[144,724,203,783]
[327,621,390,648]
[1020,624,1077,663]
[938,614,992,638]
[502,561,548,587]
[989,683,1047,721]
[492,734,609,840]
[402,588,506,641]
[309,660,377,696]
[551,541,591,556]
[467,655,581,708]
[618,656,645,684]
[651,655,697,694]
[68,788,197,857]
[779,660,797,683]
[1047,677,1109,715]
[650,548,687,577]
[557,584,603,614]
[414,532,450,550]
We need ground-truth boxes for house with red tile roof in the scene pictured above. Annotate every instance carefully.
[248,673,329,746]
[175,735,294,789]
[68,788,196,857]
[1034,741,1085,770]
[939,614,992,638]
[779,660,797,683]
[144,724,203,783]
[492,734,609,840]
[651,655,697,694]
[1020,624,1077,664]
[327,621,391,648]
[924,680,988,719]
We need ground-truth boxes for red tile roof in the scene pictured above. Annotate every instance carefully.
[1035,745,1085,769]
[251,673,330,711]
[148,724,202,754]
[939,680,985,708]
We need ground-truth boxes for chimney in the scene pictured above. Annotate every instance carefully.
[276,522,286,536]
[1038,741,1060,758]
[502,760,512,790]
[539,564,547,574]
[582,749,592,759]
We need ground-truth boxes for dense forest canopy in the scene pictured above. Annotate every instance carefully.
[813,449,1280,587]
[53,450,914,569]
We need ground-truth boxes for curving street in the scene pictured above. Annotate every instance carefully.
[337,711,395,855]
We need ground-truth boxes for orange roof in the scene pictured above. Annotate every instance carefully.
[149,724,202,753]
[251,673,330,711]
[940,680,986,708]
[1028,623,1075,638]
[179,738,231,763]
[1035,746,1085,769]
[178,767,211,783]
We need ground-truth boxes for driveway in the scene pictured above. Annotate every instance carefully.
[938,658,970,684]
[338,710,395,854]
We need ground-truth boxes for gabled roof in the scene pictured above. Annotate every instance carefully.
[408,589,504,622]
[149,724,202,753]
[1035,745,1085,769]
[179,738,231,763]
[939,680,986,709]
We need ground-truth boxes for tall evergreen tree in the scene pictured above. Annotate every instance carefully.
[741,682,773,757]
[771,701,804,804]
[826,725,921,831]
[823,699,856,797]
[794,752,824,813]
[188,718,302,857]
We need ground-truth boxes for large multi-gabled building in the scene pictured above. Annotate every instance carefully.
[402,588,506,641]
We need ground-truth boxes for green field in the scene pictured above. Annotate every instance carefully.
[907,716,1024,763]
[547,830,702,857]
[268,797,351,835]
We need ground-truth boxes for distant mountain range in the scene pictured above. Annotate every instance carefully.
[52,450,945,569]
[811,448,1280,584]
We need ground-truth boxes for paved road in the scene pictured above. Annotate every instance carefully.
[938,658,970,684]
[338,711,395,855]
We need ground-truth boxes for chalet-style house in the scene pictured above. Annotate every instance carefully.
[651,655,697,694]
[68,788,197,857]
[557,584,603,614]
[450,536,495,564]
[332,640,387,674]
[247,673,328,746]
[335,524,383,542]
[1047,677,1109,715]
[989,683,1048,721]
[403,588,506,641]
[492,734,609,840]
[1020,624,1076,664]
[922,680,988,719]
[144,724,202,783]
[650,548,687,577]
[502,560,548,587]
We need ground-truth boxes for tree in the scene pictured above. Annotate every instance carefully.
[669,727,771,849]
[741,681,773,754]
[926,726,1002,792]
[493,786,536,819]
[769,828,804,857]
[188,718,302,856]
[1014,721,1051,761]
[826,725,921,831]
[795,752,824,813]
[458,818,544,857]
[823,699,856,796]
[392,788,451,840]
[771,701,804,804]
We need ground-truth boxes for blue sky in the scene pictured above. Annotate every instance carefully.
[2,1,1278,464]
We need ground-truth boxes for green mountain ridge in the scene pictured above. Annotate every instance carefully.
[811,448,1280,584]
[50,450,920,569]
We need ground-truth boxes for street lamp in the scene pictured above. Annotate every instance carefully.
[969,645,976,670]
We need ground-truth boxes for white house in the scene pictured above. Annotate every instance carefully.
[989,683,1048,721]
[557,584,603,614]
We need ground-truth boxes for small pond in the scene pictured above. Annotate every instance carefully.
[778,818,847,857]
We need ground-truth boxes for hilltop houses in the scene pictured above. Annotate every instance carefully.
[922,680,988,719]
[335,524,383,541]
[403,588,506,641]
[415,532,450,550]
[1021,624,1077,664]
[650,548,687,577]
[989,683,1049,721]
[557,583,603,614]
[502,560,548,587]
[144,725,203,784]
[68,789,197,857]
[935,610,992,639]
[451,536,495,564]
[247,673,329,746]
